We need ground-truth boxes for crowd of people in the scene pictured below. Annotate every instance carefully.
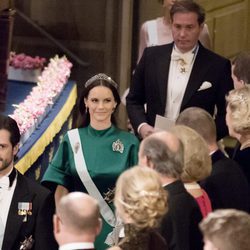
[1,0,250,250]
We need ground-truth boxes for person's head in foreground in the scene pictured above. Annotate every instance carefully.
[199,209,250,250]
[53,192,102,246]
[226,85,250,144]
[114,166,168,230]
[139,130,184,181]
[171,125,212,183]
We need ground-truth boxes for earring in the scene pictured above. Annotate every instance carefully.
[85,107,88,114]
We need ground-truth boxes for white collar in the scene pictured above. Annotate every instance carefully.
[59,242,94,250]
[173,44,198,55]
[184,182,201,190]
[209,149,217,156]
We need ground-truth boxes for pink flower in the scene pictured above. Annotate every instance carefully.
[10,55,72,138]
[9,52,47,69]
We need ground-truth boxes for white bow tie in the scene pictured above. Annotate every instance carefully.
[171,50,194,65]
[0,176,10,190]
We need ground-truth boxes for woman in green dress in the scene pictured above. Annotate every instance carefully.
[42,73,139,250]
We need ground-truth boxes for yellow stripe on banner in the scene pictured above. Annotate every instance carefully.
[15,84,77,174]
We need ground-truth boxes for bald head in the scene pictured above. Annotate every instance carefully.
[57,192,100,234]
[139,131,184,178]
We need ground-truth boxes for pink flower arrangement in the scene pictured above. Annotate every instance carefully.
[9,52,46,69]
[10,55,73,141]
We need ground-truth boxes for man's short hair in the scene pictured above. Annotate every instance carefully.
[199,209,250,250]
[170,0,205,25]
[140,135,184,178]
[58,192,100,234]
[0,114,20,147]
[176,107,216,145]
[232,51,250,84]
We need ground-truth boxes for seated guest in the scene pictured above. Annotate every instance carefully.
[53,192,102,250]
[231,51,250,89]
[109,166,168,250]
[172,125,212,217]
[139,131,203,250]
[0,114,57,250]
[226,86,250,185]
[199,209,250,250]
[176,107,250,212]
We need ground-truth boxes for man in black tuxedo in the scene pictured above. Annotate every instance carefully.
[177,107,250,212]
[139,130,203,250]
[0,114,57,250]
[127,0,233,140]
[53,192,101,250]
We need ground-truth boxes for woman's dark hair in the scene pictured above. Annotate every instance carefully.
[73,75,121,128]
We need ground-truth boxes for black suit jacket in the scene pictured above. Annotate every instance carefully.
[160,180,203,250]
[2,171,57,250]
[200,150,250,212]
[126,42,233,139]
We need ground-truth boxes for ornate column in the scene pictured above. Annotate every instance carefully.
[0,7,15,112]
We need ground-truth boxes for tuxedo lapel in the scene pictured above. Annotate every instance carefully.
[156,43,173,108]
[181,44,211,109]
[2,173,32,250]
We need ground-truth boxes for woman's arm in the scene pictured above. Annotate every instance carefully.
[199,23,212,50]
[137,22,149,64]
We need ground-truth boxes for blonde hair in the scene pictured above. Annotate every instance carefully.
[172,125,212,182]
[226,86,250,134]
[115,166,168,229]
[200,209,250,250]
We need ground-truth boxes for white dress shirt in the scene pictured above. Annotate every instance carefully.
[59,242,94,250]
[165,45,199,122]
[0,168,17,249]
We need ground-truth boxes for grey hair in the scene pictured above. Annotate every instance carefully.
[141,137,184,178]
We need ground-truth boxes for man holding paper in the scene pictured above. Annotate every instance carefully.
[126,0,233,139]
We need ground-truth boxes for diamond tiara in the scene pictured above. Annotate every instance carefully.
[84,73,118,89]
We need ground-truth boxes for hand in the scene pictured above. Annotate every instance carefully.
[139,124,155,139]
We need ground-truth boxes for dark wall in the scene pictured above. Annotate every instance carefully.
[12,0,120,85]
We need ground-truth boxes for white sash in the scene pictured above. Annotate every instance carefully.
[67,129,116,227]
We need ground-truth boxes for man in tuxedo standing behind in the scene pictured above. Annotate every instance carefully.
[127,0,233,140]
[0,114,57,250]
[53,192,102,250]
